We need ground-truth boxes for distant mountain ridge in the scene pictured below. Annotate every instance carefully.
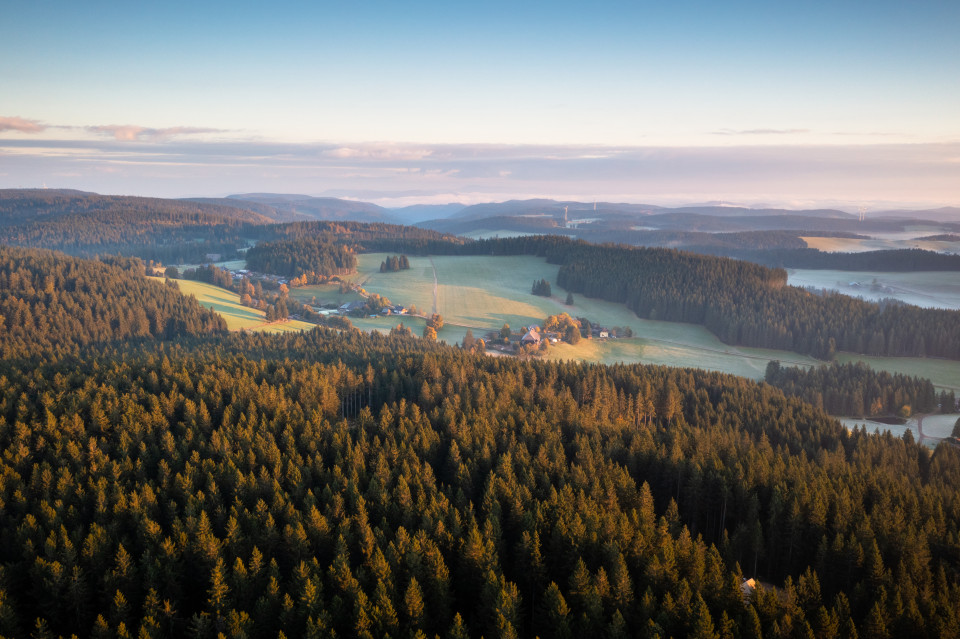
[388,203,466,223]
[874,207,960,221]
[0,189,274,226]
[448,198,663,220]
[223,193,399,223]
[416,197,960,240]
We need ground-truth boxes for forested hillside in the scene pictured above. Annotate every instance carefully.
[271,221,468,254]
[0,247,226,358]
[0,328,958,637]
[699,248,960,272]
[764,360,952,417]
[0,190,269,263]
[245,237,358,278]
[552,243,960,360]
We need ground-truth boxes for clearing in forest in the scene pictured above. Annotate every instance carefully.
[167,278,315,333]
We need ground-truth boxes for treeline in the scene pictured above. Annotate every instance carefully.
[273,221,469,255]
[1,329,960,637]
[697,247,960,272]
[764,360,953,417]
[184,264,235,290]
[582,229,828,251]
[245,237,357,278]
[551,242,960,360]
[0,246,226,358]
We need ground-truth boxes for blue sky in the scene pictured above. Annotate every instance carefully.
[1,0,958,206]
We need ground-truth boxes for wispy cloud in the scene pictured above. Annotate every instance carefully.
[324,145,434,161]
[0,138,957,208]
[712,128,810,136]
[86,125,224,141]
[0,116,46,134]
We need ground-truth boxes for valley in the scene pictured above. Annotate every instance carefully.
[3,191,960,638]
[186,251,960,391]
[787,269,960,310]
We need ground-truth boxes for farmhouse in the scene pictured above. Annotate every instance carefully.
[381,305,408,315]
[520,328,542,346]
[338,301,366,315]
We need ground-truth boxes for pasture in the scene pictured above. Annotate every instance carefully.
[326,254,960,389]
[287,283,363,309]
[787,270,960,310]
[166,253,960,392]
[166,279,315,333]
[801,230,960,254]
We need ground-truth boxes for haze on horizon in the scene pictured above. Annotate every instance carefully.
[1,0,958,209]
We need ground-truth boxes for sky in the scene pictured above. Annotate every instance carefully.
[1,0,958,209]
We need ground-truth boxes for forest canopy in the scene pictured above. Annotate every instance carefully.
[0,327,959,637]
[0,246,226,358]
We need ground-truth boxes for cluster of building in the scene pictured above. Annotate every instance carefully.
[332,301,409,317]
[516,324,614,347]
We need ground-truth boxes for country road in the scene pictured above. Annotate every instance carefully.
[428,257,438,314]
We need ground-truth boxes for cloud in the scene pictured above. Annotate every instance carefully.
[324,145,435,161]
[1,137,957,208]
[0,116,46,134]
[712,128,810,136]
[87,125,224,141]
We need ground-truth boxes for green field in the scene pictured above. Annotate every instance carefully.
[460,230,542,240]
[287,283,364,308]
[328,254,960,387]
[802,232,960,254]
[165,278,315,333]
[164,254,960,389]
[788,269,960,310]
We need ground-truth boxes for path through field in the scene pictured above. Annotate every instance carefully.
[429,257,438,314]
[917,415,944,447]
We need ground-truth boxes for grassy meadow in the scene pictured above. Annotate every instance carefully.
[787,269,960,310]
[165,279,315,333]
[333,254,960,388]
[160,254,960,391]
[801,229,960,253]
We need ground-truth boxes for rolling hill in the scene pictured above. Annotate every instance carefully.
[226,193,400,223]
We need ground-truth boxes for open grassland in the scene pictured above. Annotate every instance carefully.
[460,230,542,240]
[338,254,960,388]
[287,283,363,308]
[197,254,960,388]
[922,414,959,438]
[350,315,427,336]
[165,278,314,333]
[540,330,820,378]
[351,254,437,314]
[801,230,960,253]
[787,270,960,310]
[171,259,248,272]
